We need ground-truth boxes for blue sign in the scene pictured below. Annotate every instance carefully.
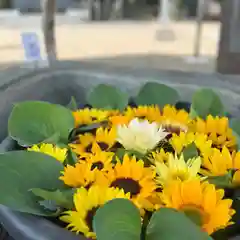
[21,32,42,61]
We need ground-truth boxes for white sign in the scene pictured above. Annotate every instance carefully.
[21,32,49,68]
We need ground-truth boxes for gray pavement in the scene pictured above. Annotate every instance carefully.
[0,14,87,28]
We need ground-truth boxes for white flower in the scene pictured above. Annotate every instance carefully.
[116,118,169,154]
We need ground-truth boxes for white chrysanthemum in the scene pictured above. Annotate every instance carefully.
[116,118,169,154]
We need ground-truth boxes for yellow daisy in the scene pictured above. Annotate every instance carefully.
[154,153,202,186]
[59,162,101,188]
[73,108,109,127]
[160,180,235,234]
[201,147,240,186]
[97,154,156,210]
[158,105,190,134]
[28,143,67,163]
[190,115,237,152]
[60,186,130,239]
[70,127,116,156]
[170,132,213,158]
[124,105,161,122]
[79,150,114,172]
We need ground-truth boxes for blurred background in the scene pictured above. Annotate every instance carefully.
[0,0,231,73]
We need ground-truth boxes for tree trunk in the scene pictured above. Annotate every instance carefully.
[41,0,57,65]
[88,0,94,20]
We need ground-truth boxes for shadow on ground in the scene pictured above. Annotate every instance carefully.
[0,53,216,73]
[75,53,216,73]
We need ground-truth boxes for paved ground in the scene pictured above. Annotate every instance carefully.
[0,16,220,72]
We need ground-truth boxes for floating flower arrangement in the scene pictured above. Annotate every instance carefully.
[1,82,240,240]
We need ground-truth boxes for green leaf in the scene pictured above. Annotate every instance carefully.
[146,208,212,240]
[182,143,198,160]
[65,149,78,165]
[114,148,146,163]
[229,120,240,150]
[207,172,233,188]
[135,82,180,107]
[87,84,129,110]
[31,188,75,209]
[190,88,224,119]
[67,96,78,111]
[8,101,75,146]
[93,198,141,240]
[230,119,240,136]
[43,132,61,144]
[39,200,60,213]
[113,148,126,163]
[0,151,64,215]
[78,122,108,132]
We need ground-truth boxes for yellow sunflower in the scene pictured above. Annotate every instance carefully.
[59,162,101,188]
[149,132,212,164]
[190,115,237,152]
[150,148,170,164]
[97,154,156,210]
[79,150,114,172]
[73,108,109,127]
[28,143,67,163]
[69,133,95,157]
[106,109,121,117]
[158,105,190,134]
[109,114,131,126]
[93,127,117,150]
[124,105,161,122]
[60,186,130,239]
[201,147,240,186]
[70,127,116,156]
[170,132,213,158]
[160,180,235,235]
[154,153,202,186]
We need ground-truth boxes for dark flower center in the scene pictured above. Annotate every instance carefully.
[85,207,99,232]
[138,116,146,120]
[110,178,141,197]
[85,143,93,153]
[85,182,93,190]
[154,140,175,154]
[110,142,123,151]
[163,124,182,135]
[97,142,109,151]
[156,187,163,192]
[91,161,104,170]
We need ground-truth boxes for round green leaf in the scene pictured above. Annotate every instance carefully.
[93,198,141,240]
[190,88,224,119]
[87,84,129,110]
[0,151,64,215]
[146,208,212,240]
[135,82,180,107]
[8,101,75,146]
